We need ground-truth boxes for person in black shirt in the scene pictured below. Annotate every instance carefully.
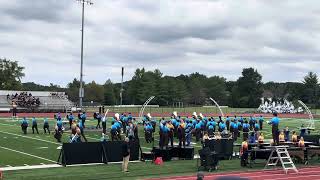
[122,137,130,172]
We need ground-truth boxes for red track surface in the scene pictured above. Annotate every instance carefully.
[149,166,320,180]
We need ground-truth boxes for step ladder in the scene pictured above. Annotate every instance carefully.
[264,146,298,174]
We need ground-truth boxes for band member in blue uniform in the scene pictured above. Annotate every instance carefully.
[230,119,235,135]
[54,121,63,143]
[160,122,169,149]
[254,122,260,140]
[21,117,29,134]
[144,122,153,143]
[120,113,127,134]
[268,112,280,145]
[249,116,255,130]
[185,120,193,146]
[80,112,87,128]
[249,132,256,144]
[68,112,74,129]
[232,120,239,141]
[167,121,174,147]
[177,121,186,147]
[31,117,39,134]
[258,115,264,130]
[237,119,242,136]
[218,121,226,132]
[94,112,102,129]
[239,116,244,125]
[78,120,87,142]
[226,116,231,131]
[206,118,216,135]
[242,120,250,140]
[111,122,118,141]
[284,127,290,142]
[43,118,50,134]
[195,121,202,142]
[128,113,133,121]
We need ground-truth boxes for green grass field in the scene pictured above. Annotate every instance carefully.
[0,116,319,180]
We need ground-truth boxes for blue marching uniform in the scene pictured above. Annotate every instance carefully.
[43,118,50,134]
[242,122,250,140]
[226,116,231,131]
[21,117,29,134]
[32,117,39,134]
[259,116,264,130]
[68,114,74,129]
[185,123,193,146]
[232,122,239,141]
[195,122,202,142]
[219,121,226,132]
[269,116,280,145]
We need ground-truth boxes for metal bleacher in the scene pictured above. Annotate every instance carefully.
[0,90,74,112]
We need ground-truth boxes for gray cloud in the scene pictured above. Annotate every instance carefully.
[0,0,319,86]
[1,0,71,23]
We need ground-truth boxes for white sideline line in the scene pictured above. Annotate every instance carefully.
[0,164,61,171]
[66,160,142,167]
[0,146,56,163]
[0,130,61,145]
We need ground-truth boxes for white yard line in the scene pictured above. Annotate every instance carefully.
[0,130,61,145]
[0,164,61,171]
[0,146,56,163]
[0,123,15,127]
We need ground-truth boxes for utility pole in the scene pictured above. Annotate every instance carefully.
[120,67,124,106]
[75,0,93,109]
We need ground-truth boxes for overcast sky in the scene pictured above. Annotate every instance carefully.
[1,0,320,87]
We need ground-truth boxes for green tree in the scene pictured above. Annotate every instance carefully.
[66,78,81,103]
[235,68,263,107]
[0,58,25,90]
[104,80,116,105]
[302,72,319,105]
[188,73,207,105]
[205,76,229,105]
[84,81,104,104]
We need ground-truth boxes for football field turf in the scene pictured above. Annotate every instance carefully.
[0,116,319,179]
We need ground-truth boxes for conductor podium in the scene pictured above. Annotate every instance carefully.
[152,146,194,161]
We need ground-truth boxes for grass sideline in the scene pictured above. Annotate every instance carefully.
[0,116,319,179]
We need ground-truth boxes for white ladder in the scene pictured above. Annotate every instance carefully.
[264,146,298,174]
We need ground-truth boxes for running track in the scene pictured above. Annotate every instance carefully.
[149,166,320,180]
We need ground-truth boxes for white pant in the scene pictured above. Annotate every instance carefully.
[122,155,130,172]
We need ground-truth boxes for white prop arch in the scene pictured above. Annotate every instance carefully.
[209,97,225,120]
[102,109,109,122]
[298,100,315,130]
[138,96,155,123]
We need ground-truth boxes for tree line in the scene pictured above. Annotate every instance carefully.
[1,58,319,108]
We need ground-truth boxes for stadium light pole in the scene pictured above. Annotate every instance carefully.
[120,67,124,106]
[75,0,93,109]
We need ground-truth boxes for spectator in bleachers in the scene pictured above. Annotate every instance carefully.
[8,92,40,108]
[12,101,17,117]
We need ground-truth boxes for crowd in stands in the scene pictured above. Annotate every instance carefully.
[7,92,40,108]
[50,92,68,99]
